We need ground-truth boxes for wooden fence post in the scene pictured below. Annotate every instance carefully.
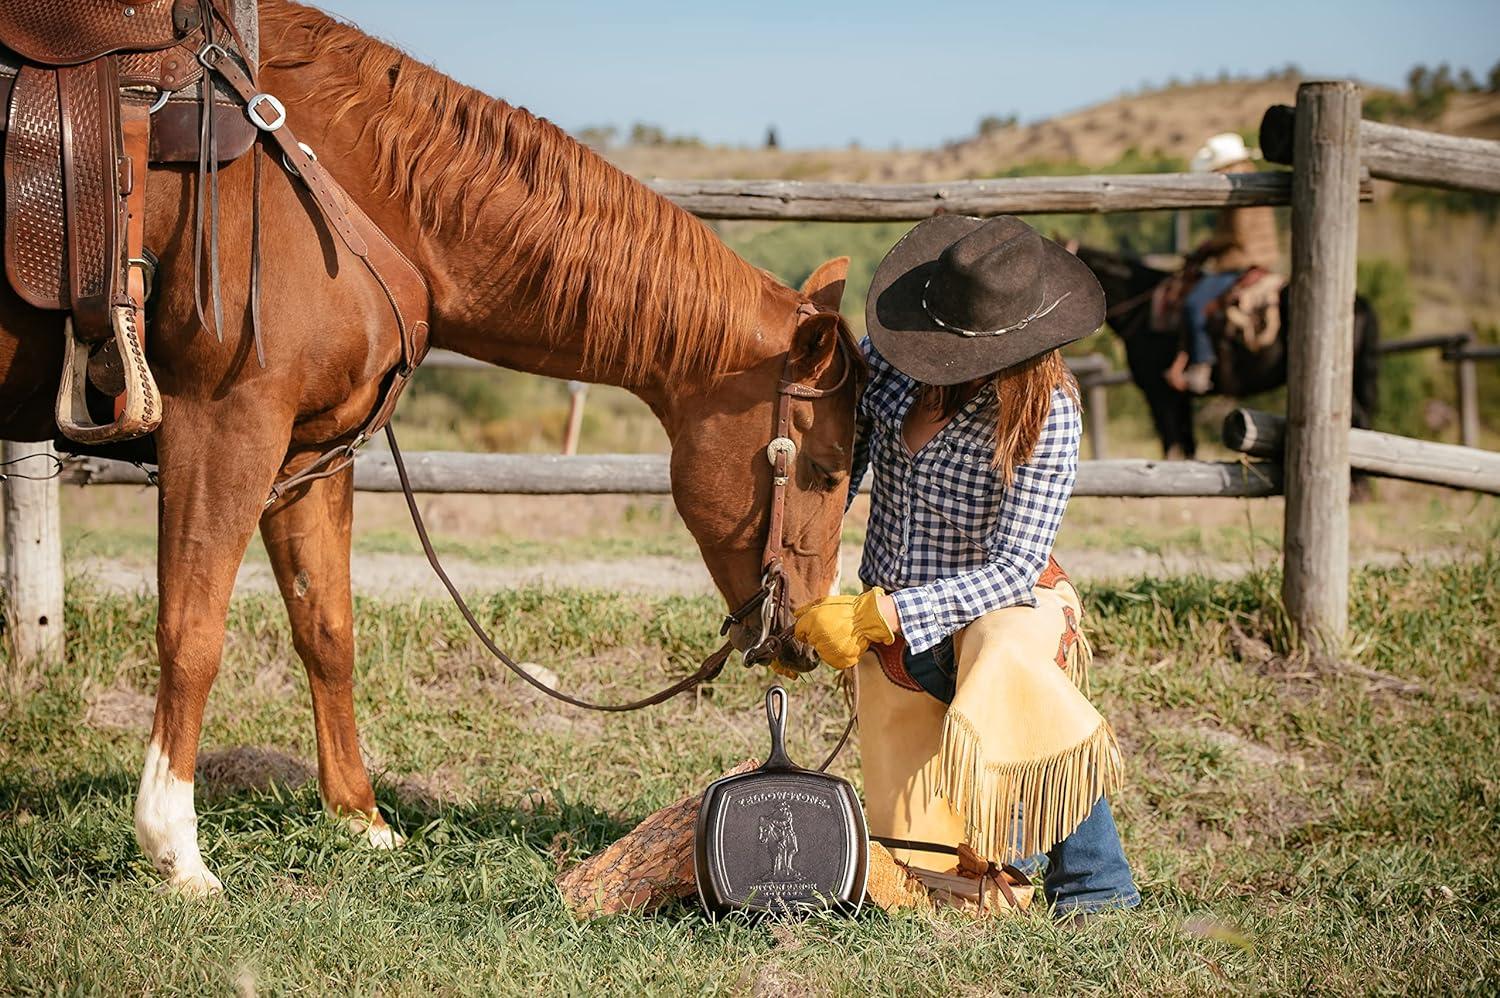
[3,440,65,666]
[1455,352,1481,449]
[1283,81,1362,656]
[1084,380,1110,460]
[562,381,588,456]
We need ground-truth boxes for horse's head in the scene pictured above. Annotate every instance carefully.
[660,258,864,674]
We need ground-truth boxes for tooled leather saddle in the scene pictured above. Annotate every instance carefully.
[0,0,260,443]
[0,1,430,479]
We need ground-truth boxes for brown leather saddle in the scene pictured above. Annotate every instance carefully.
[0,1,430,483]
[0,0,259,444]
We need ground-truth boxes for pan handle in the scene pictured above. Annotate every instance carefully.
[763,685,797,770]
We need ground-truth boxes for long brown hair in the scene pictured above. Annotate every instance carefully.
[918,350,1078,486]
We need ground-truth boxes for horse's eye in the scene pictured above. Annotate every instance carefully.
[806,458,843,493]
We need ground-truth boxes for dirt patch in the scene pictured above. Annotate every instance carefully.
[83,684,155,733]
[1190,726,1285,768]
[196,746,316,794]
[392,766,474,807]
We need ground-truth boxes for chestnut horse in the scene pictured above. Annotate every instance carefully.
[0,1,861,892]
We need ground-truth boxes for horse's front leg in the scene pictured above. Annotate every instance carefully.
[259,466,400,848]
[135,405,292,894]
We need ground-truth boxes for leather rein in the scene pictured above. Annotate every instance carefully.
[387,311,860,721]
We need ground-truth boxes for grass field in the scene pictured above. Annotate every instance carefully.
[3,554,1497,994]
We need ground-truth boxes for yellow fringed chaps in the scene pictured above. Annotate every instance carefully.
[857,579,1124,869]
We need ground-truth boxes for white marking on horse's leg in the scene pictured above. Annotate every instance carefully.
[134,740,222,895]
[340,809,405,850]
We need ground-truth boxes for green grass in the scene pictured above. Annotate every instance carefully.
[3,556,1498,994]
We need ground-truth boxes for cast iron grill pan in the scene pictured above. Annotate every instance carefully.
[694,686,868,918]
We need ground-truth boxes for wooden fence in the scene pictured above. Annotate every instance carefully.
[5,80,1500,662]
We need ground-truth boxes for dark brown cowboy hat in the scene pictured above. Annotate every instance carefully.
[866,215,1105,385]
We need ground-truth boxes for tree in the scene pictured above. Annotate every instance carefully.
[977,113,1017,137]
[1457,67,1478,93]
[1488,60,1500,93]
[764,125,779,149]
[575,124,616,149]
[628,122,666,147]
[1407,64,1429,98]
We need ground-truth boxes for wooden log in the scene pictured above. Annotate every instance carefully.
[647,172,1373,222]
[1223,409,1500,495]
[3,440,65,666]
[556,759,757,918]
[61,453,1285,498]
[1283,82,1363,654]
[1261,104,1500,195]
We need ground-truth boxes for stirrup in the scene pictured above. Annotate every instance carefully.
[55,307,161,444]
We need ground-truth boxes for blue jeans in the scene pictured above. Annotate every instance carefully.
[1182,270,1242,364]
[905,638,1141,917]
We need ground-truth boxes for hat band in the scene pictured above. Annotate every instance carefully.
[920,280,1072,339]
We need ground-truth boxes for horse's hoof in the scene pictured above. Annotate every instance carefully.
[155,865,224,897]
[343,810,405,850]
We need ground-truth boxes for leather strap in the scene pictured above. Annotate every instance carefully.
[116,98,151,419]
[190,30,430,503]
[386,423,734,712]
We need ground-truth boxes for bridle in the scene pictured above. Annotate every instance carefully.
[720,302,861,673]
[389,301,862,716]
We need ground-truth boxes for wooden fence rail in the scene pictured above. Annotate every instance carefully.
[1260,105,1500,195]
[59,453,1285,499]
[1224,408,1500,494]
[647,172,1374,221]
[1375,332,1495,449]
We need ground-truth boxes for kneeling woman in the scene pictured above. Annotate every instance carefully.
[795,216,1138,919]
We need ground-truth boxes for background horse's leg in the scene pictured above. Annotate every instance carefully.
[136,409,292,894]
[259,467,400,848]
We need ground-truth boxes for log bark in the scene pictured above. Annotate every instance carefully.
[646,172,1372,222]
[61,454,1286,498]
[556,759,756,918]
[3,440,65,666]
[1224,409,1500,495]
[1282,82,1363,654]
[1261,104,1500,195]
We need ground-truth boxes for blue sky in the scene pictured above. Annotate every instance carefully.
[314,1,1498,149]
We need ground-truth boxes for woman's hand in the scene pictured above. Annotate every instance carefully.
[792,588,899,670]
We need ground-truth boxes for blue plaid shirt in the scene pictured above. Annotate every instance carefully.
[847,338,1081,653]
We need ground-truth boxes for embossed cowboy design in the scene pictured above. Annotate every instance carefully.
[757,803,803,882]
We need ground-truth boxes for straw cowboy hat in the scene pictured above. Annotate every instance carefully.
[866,215,1105,386]
[1191,132,1259,173]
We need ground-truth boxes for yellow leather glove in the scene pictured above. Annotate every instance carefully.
[792,588,896,670]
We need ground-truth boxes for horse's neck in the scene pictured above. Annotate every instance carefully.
[251,30,723,393]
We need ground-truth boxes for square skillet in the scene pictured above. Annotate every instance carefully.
[694,685,868,918]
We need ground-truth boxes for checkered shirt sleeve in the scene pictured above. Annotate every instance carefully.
[890,391,1079,651]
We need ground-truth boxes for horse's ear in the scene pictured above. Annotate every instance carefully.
[789,311,842,377]
[801,256,849,313]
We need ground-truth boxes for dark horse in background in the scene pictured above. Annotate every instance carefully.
[1074,245,1380,459]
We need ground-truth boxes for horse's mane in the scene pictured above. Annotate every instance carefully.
[260,2,769,381]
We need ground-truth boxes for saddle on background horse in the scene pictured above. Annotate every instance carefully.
[0,0,259,445]
[1211,267,1287,352]
[1150,265,1287,354]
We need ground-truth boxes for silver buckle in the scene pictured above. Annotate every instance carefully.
[246,93,287,132]
[196,42,230,69]
[282,141,317,177]
[127,256,156,302]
